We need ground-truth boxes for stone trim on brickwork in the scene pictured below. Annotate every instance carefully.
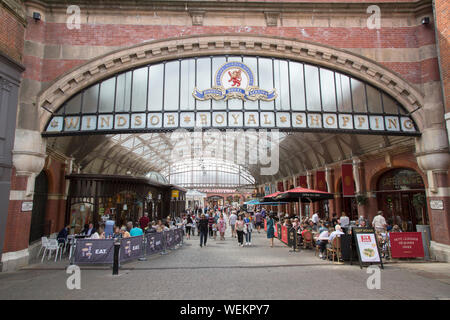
[36,34,426,132]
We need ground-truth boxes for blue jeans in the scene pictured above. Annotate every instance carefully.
[245,231,252,243]
[200,231,207,246]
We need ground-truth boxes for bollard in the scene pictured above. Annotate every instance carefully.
[112,241,120,275]
[138,235,147,261]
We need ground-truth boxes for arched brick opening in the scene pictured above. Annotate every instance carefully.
[36,34,426,134]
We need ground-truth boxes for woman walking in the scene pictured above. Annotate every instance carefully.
[235,215,245,247]
[244,212,253,246]
[266,214,275,247]
[217,213,227,241]
[185,215,193,240]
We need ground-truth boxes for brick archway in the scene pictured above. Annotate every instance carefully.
[37,34,426,133]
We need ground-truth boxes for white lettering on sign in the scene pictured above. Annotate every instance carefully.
[45,112,417,134]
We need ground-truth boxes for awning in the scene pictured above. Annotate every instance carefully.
[263,191,283,202]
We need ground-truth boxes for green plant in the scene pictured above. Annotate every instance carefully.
[412,193,426,209]
[355,194,368,206]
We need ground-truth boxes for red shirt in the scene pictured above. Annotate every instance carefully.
[139,216,150,229]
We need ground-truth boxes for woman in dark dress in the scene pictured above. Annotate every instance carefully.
[266,214,275,247]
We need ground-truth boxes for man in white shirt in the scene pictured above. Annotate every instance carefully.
[339,212,350,229]
[311,212,319,225]
[372,211,387,232]
[329,225,345,242]
[229,211,238,238]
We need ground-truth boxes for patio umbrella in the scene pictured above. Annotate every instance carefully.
[262,191,283,202]
[274,187,334,219]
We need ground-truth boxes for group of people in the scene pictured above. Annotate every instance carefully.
[181,207,257,248]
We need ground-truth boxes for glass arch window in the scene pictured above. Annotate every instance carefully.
[161,158,255,189]
[45,55,418,135]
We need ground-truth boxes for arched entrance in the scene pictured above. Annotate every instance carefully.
[29,171,48,243]
[376,168,428,232]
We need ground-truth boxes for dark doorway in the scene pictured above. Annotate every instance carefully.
[29,171,49,243]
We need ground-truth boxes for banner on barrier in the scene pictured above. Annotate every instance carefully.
[281,226,288,244]
[120,236,143,262]
[73,238,115,264]
[165,230,175,248]
[146,232,164,255]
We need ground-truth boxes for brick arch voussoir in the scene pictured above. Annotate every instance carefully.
[37,34,426,132]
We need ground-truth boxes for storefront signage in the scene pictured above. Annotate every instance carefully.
[353,227,383,269]
[389,232,424,258]
[46,113,417,135]
[171,190,179,198]
[430,200,444,210]
[21,201,33,212]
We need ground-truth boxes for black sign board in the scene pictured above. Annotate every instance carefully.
[352,227,384,269]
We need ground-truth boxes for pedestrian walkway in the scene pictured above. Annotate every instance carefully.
[0,220,449,300]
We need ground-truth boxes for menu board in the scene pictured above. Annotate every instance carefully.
[353,227,383,268]
[355,233,381,263]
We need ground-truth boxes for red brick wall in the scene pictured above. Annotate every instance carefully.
[0,5,25,63]
[434,0,449,111]
[23,16,438,85]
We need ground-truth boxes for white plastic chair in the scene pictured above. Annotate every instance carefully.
[42,239,64,262]
[38,237,49,258]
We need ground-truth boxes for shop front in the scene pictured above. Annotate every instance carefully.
[376,168,428,232]
[66,174,185,232]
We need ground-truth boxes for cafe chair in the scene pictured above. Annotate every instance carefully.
[38,237,49,258]
[302,231,313,249]
[327,236,342,264]
[41,239,64,262]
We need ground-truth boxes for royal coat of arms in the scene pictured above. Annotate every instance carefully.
[193,61,277,101]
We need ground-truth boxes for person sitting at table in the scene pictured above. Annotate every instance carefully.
[308,220,318,233]
[90,226,105,239]
[57,225,71,245]
[328,225,344,243]
[318,222,328,234]
[129,222,144,237]
[112,226,122,239]
[120,226,130,238]
[82,223,96,237]
[315,228,330,259]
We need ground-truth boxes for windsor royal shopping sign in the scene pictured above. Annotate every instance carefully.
[44,60,418,136]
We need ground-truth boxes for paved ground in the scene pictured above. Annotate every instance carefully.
[0,224,449,300]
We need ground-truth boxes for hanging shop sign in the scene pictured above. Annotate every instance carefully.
[353,227,383,269]
[389,232,424,258]
[171,190,179,198]
[193,61,276,101]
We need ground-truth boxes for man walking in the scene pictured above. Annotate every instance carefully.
[229,210,238,238]
[198,214,209,247]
